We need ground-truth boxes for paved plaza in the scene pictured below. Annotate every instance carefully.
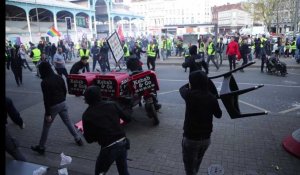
[5,56,300,175]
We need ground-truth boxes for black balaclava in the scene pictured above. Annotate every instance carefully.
[189,70,209,92]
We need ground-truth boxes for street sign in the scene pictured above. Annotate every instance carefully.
[106,31,124,64]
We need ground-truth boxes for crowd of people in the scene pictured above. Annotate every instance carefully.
[182,33,300,74]
[5,32,300,175]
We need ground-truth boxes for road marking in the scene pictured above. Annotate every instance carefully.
[6,89,41,94]
[239,100,270,113]
[278,105,300,114]
[158,90,179,95]
[158,79,300,88]
[288,72,300,76]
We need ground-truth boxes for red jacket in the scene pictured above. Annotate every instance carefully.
[226,41,240,57]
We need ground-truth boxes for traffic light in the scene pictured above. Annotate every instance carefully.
[66,17,72,30]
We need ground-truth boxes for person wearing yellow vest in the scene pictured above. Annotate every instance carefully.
[161,36,167,60]
[290,37,297,58]
[147,41,157,71]
[79,43,91,72]
[198,38,205,59]
[206,38,219,71]
[259,34,269,72]
[123,42,130,62]
[30,45,41,76]
[166,37,172,59]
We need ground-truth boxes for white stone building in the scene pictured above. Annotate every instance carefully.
[128,0,216,35]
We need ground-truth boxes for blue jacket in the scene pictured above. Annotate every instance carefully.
[296,36,300,50]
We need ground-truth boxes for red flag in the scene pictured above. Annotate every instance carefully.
[117,24,125,42]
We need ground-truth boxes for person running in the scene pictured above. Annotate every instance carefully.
[179,70,222,175]
[31,62,83,155]
[19,44,32,71]
[10,45,23,87]
[206,38,219,71]
[82,85,131,175]
[53,47,68,79]
[6,96,27,161]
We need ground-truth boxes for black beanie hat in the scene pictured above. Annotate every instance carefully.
[84,85,102,105]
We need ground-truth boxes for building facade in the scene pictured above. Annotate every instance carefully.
[270,0,300,34]
[5,0,143,44]
[129,0,216,35]
[212,3,253,34]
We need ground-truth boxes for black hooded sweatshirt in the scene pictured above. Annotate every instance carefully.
[179,70,222,140]
[82,86,131,147]
[39,62,66,116]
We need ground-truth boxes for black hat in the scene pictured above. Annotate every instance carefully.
[84,85,101,105]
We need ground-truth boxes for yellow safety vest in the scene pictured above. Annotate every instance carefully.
[32,48,41,62]
[198,42,205,53]
[207,42,215,55]
[291,41,296,50]
[75,43,80,50]
[260,38,267,48]
[79,49,90,62]
[147,44,156,57]
[166,39,172,50]
[123,44,130,57]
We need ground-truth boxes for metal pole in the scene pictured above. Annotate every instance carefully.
[293,0,299,36]
[35,0,41,39]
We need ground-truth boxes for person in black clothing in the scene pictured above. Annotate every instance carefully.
[6,42,13,70]
[179,70,222,175]
[31,62,83,155]
[70,56,89,74]
[6,96,27,161]
[82,86,131,175]
[126,51,143,72]
[182,45,208,74]
[10,45,23,86]
[132,42,146,60]
[254,37,261,59]
[50,43,57,65]
[239,38,250,72]
[91,41,101,72]
[99,41,110,72]
[216,38,225,65]
[37,40,45,53]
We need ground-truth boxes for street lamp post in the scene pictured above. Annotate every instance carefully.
[35,0,41,40]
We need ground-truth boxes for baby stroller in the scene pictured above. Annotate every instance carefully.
[266,56,287,76]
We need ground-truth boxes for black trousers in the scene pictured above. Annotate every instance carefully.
[12,68,22,86]
[83,62,90,73]
[261,54,267,72]
[147,56,156,71]
[228,55,236,71]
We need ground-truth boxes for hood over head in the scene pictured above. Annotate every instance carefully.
[189,45,197,55]
[189,70,209,91]
[84,85,102,105]
[39,61,54,79]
